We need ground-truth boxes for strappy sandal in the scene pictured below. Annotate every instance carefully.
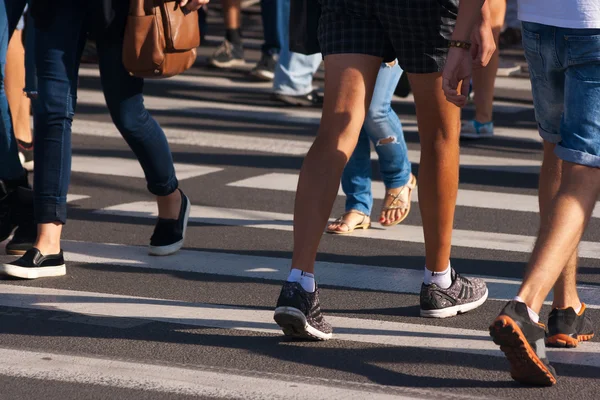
[380,174,417,227]
[326,210,371,235]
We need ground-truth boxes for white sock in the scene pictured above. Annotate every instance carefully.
[514,296,539,323]
[423,263,452,289]
[287,269,315,293]
[574,303,583,314]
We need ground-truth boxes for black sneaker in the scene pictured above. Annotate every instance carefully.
[274,281,333,341]
[149,189,190,256]
[17,139,34,171]
[250,52,277,81]
[0,172,29,242]
[490,301,557,386]
[272,90,323,107]
[546,303,594,348]
[0,248,66,279]
[420,268,488,318]
[6,187,36,255]
[208,40,245,69]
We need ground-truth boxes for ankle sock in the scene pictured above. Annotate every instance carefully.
[225,29,242,46]
[287,268,316,293]
[574,303,583,314]
[423,263,452,289]
[514,296,540,324]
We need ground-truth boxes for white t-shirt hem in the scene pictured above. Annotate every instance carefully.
[519,12,600,29]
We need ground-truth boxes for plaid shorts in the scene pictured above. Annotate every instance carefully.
[318,0,459,74]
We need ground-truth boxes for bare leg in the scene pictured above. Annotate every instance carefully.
[538,142,580,310]
[291,54,382,273]
[408,73,461,272]
[471,0,506,123]
[34,223,62,255]
[518,162,600,313]
[5,30,32,144]
[222,0,242,29]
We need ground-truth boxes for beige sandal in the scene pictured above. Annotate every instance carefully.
[326,210,371,235]
[380,174,417,227]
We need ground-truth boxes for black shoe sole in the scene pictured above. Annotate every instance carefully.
[490,315,557,386]
[274,307,332,341]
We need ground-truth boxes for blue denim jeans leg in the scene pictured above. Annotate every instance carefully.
[272,0,321,95]
[522,22,600,167]
[34,1,178,224]
[260,0,286,55]
[0,0,28,180]
[341,61,412,215]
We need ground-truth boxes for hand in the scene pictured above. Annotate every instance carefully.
[470,21,496,68]
[179,0,210,11]
[442,47,472,107]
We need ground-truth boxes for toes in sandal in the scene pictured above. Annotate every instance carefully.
[381,174,417,227]
[326,210,371,235]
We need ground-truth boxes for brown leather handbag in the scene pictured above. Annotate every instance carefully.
[123,0,200,79]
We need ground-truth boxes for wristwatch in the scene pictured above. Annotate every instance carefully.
[448,40,472,50]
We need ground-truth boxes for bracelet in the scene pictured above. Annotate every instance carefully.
[448,40,472,50]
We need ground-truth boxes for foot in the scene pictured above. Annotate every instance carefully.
[272,90,323,107]
[490,301,557,386]
[460,120,494,139]
[250,52,277,81]
[208,40,245,69]
[420,268,488,318]
[274,281,333,341]
[0,248,66,279]
[546,303,594,348]
[326,210,370,234]
[18,140,34,171]
[6,187,36,255]
[380,174,416,227]
[149,189,190,256]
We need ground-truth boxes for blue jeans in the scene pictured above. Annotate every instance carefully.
[341,61,411,215]
[272,0,321,95]
[34,1,178,224]
[522,22,600,167]
[260,0,286,55]
[0,0,28,180]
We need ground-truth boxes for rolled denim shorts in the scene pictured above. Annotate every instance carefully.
[522,21,600,168]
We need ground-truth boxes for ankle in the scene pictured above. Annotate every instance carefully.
[34,240,61,256]
[157,189,182,219]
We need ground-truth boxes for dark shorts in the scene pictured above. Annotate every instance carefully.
[318,0,459,74]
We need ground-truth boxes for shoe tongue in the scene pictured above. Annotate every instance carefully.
[450,268,457,282]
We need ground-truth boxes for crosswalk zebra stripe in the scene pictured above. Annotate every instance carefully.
[57,240,600,309]
[95,202,600,259]
[71,119,541,174]
[1,284,598,368]
[227,172,600,218]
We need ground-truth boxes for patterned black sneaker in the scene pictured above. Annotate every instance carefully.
[0,248,66,279]
[208,40,245,69]
[149,189,190,256]
[546,303,594,348]
[274,281,333,341]
[250,52,277,81]
[490,301,557,386]
[6,187,36,255]
[420,269,488,318]
[272,90,323,107]
[17,139,34,171]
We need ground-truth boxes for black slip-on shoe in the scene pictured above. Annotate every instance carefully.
[0,248,66,279]
[272,90,323,107]
[274,281,333,341]
[490,300,557,386]
[149,189,190,256]
[546,303,594,348]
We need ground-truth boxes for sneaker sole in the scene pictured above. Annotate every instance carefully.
[273,306,332,341]
[19,153,34,171]
[209,59,246,69]
[0,264,66,279]
[148,196,191,256]
[250,69,274,81]
[546,332,594,348]
[420,288,488,318]
[489,315,557,386]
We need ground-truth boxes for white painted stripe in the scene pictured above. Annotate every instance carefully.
[59,240,600,309]
[71,156,222,180]
[1,284,598,368]
[228,173,600,218]
[96,201,600,259]
[0,348,423,400]
[66,194,90,202]
[72,120,541,174]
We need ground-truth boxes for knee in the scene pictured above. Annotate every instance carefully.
[108,100,150,134]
